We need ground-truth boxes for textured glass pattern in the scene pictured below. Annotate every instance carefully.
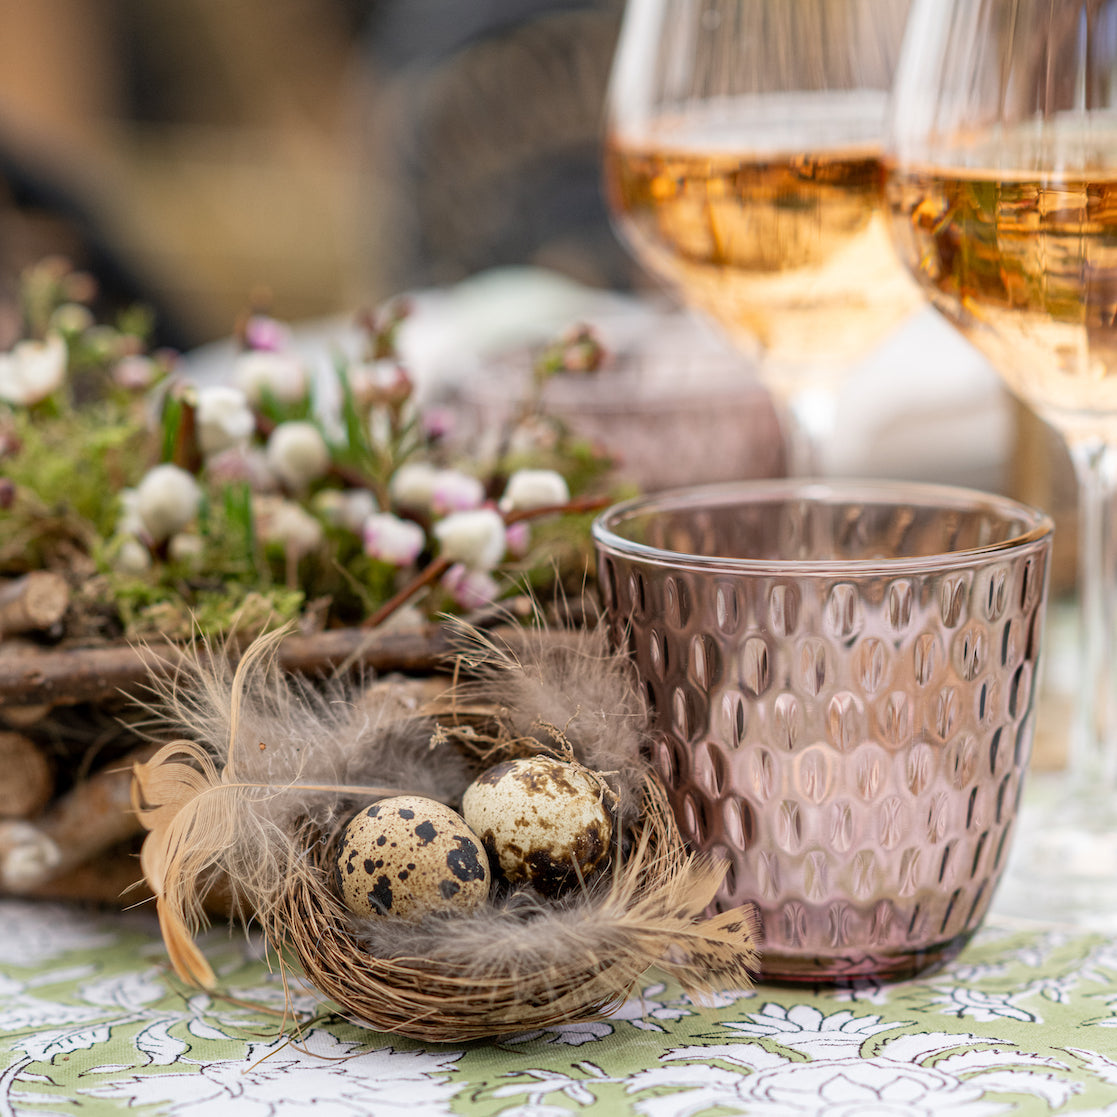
[594,480,1053,983]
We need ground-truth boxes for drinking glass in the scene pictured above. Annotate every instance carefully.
[601,0,920,473]
[887,0,1117,920]
[594,479,1053,981]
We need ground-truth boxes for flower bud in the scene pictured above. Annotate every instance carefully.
[347,359,412,410]
[243,314,291,353]
[388,462,439,510]
[266,421,330,490]
[313,488,379,534]
[433,508,506,571]
[113,537,153,574]
[168,533,205,564]
[205,445,277,491]
[257,498,324,557]
[195,385,255,457]
[113,355,159,391]
[234,349,307,406]
[442,563,500,610]
[430,469,485,516]
[135,464,201,542]
[0,334,67,406]
[363,512,426,567]
[498,469,570,514]
[505,521,531,558]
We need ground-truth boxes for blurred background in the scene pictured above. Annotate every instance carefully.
[0,0,1075,587]
[0,0,627,350]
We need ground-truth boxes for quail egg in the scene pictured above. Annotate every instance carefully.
[461,755,613,896]
[334,795,490,920]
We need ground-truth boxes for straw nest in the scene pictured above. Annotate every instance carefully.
[131,620,759,1042]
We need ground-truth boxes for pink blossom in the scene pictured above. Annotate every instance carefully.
[243,314,291,352]
[205,446,277,491]
[113,355,159,391]
[442,564,500,610]
[505,521,531,558]
[429,469,485,515]
[363,513,425,567]
[421,406,455,441]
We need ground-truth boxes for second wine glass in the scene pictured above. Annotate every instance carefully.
[602,0,918,473]
[887,0,1117,924]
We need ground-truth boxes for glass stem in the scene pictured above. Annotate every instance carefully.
[780,384,839,477]
[1066,436,1117,793]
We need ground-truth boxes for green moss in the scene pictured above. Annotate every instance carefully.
[5,405,150,535]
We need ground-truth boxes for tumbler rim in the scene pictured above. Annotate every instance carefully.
[591,478,1054,576]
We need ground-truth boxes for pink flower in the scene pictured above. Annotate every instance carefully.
[205,446,277,491]
[113,355,159,391]
[429,469,485,515]
[505,521,531,558]
[421,406,456,441]
[363,513,425,567]
[243,314,292,352]
[442,564,500,610]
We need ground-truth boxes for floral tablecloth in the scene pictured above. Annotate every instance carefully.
[3,897,1117,1117]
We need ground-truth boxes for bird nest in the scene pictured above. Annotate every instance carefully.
[131,621,759,1042]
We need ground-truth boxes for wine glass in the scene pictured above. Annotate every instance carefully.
[601,0,919,474]
[887,0,1117,922]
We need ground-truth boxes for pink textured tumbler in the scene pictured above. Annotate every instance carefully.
[594,480,1053,982]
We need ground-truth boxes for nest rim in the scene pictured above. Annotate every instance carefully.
[265,772,698,1043]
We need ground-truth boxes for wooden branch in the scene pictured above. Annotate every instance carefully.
[0,624,469,709]
[0,731,53,818]
[0,572,70,637]
[24,851,151,907]
[0,742,159,892]
[0,703,53,729]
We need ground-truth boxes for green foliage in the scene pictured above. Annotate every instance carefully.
[2,405,149,536]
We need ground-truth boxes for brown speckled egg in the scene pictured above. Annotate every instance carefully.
[461,755,613,897]
[334,795,490,920]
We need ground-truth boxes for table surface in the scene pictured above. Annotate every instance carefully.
[4,829,1117,1117]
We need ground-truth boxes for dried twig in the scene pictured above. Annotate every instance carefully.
[0,624,470,709]
[0,572,69,638]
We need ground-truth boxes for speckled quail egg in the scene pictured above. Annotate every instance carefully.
[334,795,490,920]
[461,755,613,897]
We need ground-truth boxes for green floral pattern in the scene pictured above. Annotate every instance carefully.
[3,901,1117,1116]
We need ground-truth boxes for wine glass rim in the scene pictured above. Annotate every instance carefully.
[592,478,1053,574]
